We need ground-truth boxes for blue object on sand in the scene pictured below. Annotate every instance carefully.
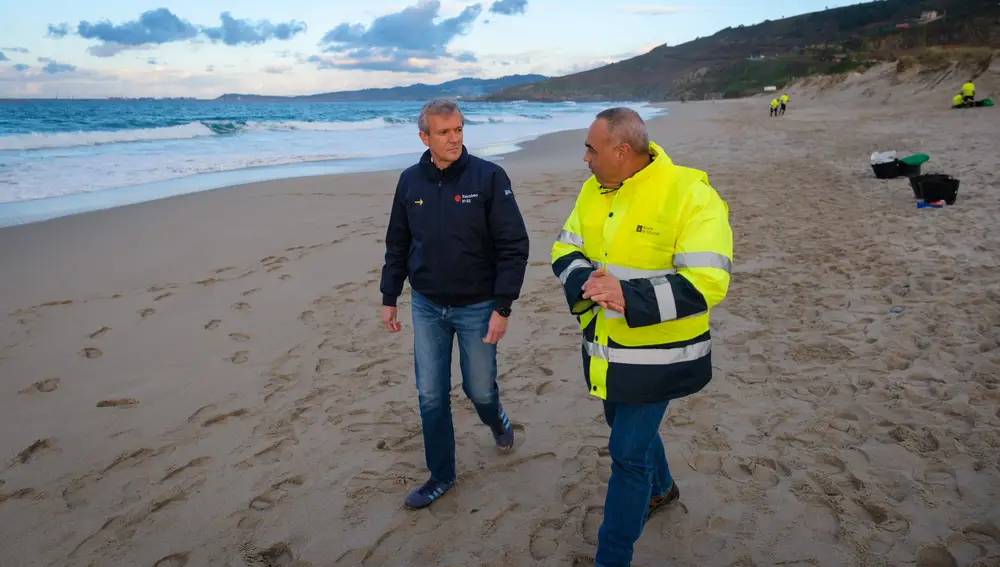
[917,201,942,209]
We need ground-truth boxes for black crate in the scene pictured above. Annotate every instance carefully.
[871,160,901,179]
[913,174,960,205]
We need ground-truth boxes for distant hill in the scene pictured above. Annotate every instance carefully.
[482,0,1000,102]
[216,74,548,102]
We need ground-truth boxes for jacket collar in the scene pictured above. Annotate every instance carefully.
[620,141,672,188]
[420,145,471,182]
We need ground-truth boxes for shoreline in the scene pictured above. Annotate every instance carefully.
[0,103,664,229]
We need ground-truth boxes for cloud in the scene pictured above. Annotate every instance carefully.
[49,9,306,56]
[0,52,8,62]
[86,42,153,58]
[262,64,292,74]
[308,54,437,74]
[75,9,199,46]
[489,0,527,15]
[620,4,689,15]
[316,0,482,73]
[202,12,307,46]
[37,57,77,74]
[1,47,30,54]
[47,23,70,37]
[13,64,30,71]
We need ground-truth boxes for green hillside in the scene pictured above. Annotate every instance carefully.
[483,0,1000,101]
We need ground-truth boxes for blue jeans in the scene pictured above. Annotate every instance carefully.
[410,290,504,484]
[595,399,673,567]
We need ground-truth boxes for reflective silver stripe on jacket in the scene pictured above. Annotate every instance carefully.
[649,275,677,321]
[558,259,593,285]
[556,229,584,248]
[672,252,732,274]
[584,338,711,365]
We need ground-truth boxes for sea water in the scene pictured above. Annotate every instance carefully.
[0,99,662,226]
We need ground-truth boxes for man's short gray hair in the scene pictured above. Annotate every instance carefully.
[595,107,649,154]
[418,99,464,134]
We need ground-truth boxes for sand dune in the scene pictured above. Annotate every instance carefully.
[1,68,999,566]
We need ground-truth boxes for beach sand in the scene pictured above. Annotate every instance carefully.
[2,66,1000,567]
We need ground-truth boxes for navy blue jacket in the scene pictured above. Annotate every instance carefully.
[380,146,529,312]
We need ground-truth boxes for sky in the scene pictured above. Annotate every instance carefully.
[0,0,865,99]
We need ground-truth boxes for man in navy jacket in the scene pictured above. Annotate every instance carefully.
[379,99,530,509]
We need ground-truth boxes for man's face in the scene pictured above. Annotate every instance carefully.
[419,111,464,165]
[583,119,621,186]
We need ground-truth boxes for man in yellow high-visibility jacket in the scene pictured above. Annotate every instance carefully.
[952,93,966,108]
[962,80,975,104]
[551,107,733,567]
[780,92,789,114]
[770,97,779,117]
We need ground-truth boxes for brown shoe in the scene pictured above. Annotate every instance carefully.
[645,483,680,523]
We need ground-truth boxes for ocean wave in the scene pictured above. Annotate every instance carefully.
[0,112,563,151]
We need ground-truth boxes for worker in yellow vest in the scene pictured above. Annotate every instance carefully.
[952,93,966,108]
[780,92,789,114]
[962,80,975,104]
[770,97,779,117]
[551,107,733,567]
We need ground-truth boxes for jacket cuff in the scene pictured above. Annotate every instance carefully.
[494,297,513,311]
[382,294,398,307]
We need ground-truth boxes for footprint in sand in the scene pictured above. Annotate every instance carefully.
[153,552,189,567]
[139,308,156,319]
[204,319,221,330]
[15,438,53,464]
[529,518,564,560]
[202,409,248,426]
[161,457,212,483]
[153,292,173,301]
[230,351,249,364]
[229,333,250,342]
[195,278,219,286]
[582,506,604,546]
[88,326,111,339]
[247,543,295,567]
[80,347,103,359]
[241,288,260,296]
[96,398,138,408]
[916,545,959,567]
[279,274,292,281]
[18,378,60,394]
[232,302,251,312]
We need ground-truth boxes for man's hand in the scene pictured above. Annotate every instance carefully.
[582,269,626,313]
[482,311,508,344]
[382,306,402,332]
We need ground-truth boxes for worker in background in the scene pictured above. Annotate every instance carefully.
[551,107,733,567]
[770,98,779,117]
[952,93,966,109]
[962,80,975,104]
[779,92,789,115]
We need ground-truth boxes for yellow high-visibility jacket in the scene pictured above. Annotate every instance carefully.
[551,141,733,403]
[953,94,965,107]
[770,99,779,109]
[962,82,975,98]
[780,94,789,104]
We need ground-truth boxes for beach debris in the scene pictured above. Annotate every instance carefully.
[889,306,905,314]
[870,151,897,164]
